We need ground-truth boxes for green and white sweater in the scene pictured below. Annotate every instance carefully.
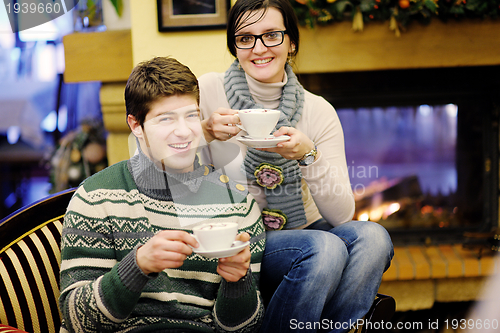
[59,150,266,333]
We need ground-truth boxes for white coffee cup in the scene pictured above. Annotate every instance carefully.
[238,109,280,139]
[192,222,238,251]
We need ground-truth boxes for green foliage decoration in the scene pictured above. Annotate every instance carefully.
[108,0,124,17]
[289,0,500,35]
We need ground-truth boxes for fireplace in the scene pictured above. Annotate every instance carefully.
[299,66,500,246]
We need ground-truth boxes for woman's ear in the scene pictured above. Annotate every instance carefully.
[127,114,144,139]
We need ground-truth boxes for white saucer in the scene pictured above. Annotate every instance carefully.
[236,135,290,148]
[193,241,250,258]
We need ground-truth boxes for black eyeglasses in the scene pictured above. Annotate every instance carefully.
[234,30,287,49]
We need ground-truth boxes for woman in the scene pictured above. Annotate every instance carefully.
[198,0,394,331]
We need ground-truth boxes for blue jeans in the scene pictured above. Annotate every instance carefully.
[259,220,394,333]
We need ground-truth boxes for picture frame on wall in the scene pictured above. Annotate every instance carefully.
[157,0,230,31]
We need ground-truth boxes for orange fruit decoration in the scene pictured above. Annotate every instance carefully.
[399,0,410,8]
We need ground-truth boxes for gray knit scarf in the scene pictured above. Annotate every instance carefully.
[224,60,307,230]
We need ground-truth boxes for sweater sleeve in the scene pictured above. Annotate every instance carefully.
[212,193,265,332]
[214,269,264,333]
[298,92,356,226]
[59,189,154,332]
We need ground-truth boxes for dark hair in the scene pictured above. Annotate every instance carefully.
[226,0,299,59]
[125,56,199,127]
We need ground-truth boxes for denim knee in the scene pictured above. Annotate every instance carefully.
[264,230,349,282]
[331,221,394,272]
[357,221,394,272]
[307,231,349,278]
[284,231,349,301]
[358,222,393,254]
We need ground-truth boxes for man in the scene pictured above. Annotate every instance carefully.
[59,57,265,332]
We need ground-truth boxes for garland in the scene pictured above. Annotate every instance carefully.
[290,0,500,35]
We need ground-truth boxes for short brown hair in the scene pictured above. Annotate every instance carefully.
[125,57,199,127]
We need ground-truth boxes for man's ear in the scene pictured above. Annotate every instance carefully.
[127,114,144,139]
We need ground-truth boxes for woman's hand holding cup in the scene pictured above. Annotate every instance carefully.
[258,126,316,161]
[201,107,241,142]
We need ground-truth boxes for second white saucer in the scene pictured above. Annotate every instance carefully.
[193,241,250,258]
[236,135,290,148]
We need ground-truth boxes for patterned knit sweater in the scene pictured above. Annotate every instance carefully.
[59,151,266,333]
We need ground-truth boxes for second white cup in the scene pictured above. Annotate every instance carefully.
[192,222,238,251]
[238,109,280,139]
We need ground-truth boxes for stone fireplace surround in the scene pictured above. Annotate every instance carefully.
[300,65,499,237]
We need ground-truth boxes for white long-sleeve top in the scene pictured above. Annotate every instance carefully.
[198,71,355,228]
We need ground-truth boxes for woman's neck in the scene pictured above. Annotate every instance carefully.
[246,72,287,109]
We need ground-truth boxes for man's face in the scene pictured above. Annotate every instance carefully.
[131,95,202,173]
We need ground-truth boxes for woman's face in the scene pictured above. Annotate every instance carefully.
[235,7,294,84]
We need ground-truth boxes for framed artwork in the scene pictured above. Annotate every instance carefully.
[157,0,230,32]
